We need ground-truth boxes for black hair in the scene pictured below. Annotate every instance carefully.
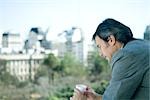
[92,18,134,44]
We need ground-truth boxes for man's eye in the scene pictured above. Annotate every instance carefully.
[97,45,101,48]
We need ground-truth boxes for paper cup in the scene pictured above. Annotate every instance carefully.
[75,84,88,93]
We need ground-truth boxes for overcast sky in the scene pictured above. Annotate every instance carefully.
[0,0,150,43]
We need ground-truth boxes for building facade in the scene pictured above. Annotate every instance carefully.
[72,41,84,63]
[144,25,150,40]
[56,27,84,63]
[24,27,51,54]
[1,32,23,54]
[0,54,45,81]
[87,43,96,67]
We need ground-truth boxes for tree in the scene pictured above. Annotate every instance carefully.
[42,53,60,83]
[60,53,87,77]
[0,59,19,86]
[34,64,49,83]
[0,59,6,76]
[88,51,109,81]
[36,52,87,84]
[0,59,7,84]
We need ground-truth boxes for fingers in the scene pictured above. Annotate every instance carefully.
[70,97,73,100]
[71,88,87,100]
[71,85,101,100]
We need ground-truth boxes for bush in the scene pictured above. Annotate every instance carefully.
[49,85,73,100]
[91,80,109,95]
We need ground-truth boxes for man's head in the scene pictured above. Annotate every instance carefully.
[92,18,134,61]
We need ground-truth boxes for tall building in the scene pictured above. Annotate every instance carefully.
[1,32,23,54]
[24,27,51,54]
[52,42,66,59]
[0,28,58,81]
[57,27,84,63]
[72,41,84,63]
[87,43,96,67]
[144,25,150,40]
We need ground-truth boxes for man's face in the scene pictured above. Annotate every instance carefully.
[95,36,113,61]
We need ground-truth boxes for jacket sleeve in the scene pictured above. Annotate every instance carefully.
[102,52,145,100]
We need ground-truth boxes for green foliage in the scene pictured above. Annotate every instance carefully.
[42,53,61,83]
[0,59,7,76]
[48,84,73,100]
[55,85,73,99]
[89,51,108,76]
[0,72,19,86]
[43,53,60,70]
[16,81,29,88]
[36,52,88,79]
[0,59,19,86]
[48,96,60,100]
[91,80,109,95]
[34,65,48,81]
[60,53,87,77]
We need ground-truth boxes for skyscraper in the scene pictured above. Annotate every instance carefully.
[144,25,150,40]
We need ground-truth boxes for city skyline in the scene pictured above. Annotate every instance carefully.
[0,0,149,43]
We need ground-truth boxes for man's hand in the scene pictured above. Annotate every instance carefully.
[70,85,102,100]
[85,86,102,100]
[70,88,87,100]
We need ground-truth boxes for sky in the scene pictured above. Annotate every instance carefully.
[0,0,150,44]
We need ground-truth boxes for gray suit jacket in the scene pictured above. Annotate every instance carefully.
[102,39,150,100]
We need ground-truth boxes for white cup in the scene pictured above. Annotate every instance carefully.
[75,84,88,93]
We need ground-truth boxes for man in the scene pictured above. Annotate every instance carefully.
[71,18,150,100]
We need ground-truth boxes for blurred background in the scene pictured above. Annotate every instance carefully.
[0,0,149,99]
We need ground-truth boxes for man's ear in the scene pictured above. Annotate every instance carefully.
[108,35,116,46]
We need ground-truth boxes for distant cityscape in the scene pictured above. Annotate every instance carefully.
[0,25,149,81]
[0,26,84,81]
